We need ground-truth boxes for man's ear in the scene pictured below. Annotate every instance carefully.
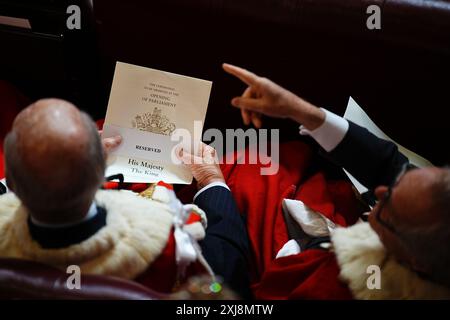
[369,212,390,245]
[374,185,388,200]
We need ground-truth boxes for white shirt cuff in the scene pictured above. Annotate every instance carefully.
[299,108,349,152]
[193,181,230,202]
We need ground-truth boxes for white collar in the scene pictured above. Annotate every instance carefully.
[30,202,98,228]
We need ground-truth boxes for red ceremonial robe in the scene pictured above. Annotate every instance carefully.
[178,141,362,299]
[217,141,361,299]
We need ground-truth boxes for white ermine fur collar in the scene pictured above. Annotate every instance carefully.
[0,190,173,279]
[331,222,450,299]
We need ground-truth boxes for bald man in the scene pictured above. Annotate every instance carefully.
[3,99,105,225]
[0,99,251,298]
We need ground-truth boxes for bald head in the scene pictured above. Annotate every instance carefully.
[4,99,105,224]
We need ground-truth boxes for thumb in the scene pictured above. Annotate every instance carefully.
[103,135,122,150]
[180,151,203,166]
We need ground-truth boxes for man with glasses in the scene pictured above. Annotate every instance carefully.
[222,63,450,299]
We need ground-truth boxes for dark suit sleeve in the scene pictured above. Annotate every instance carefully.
[194,186,252,299]
[324,121,409,190]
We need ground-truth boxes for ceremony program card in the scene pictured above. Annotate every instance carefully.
[343,97,433,195]
[102,62,212,184]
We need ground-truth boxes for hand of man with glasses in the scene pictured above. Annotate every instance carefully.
[224,63,450,293]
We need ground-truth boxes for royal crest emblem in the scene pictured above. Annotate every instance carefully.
[132,107,176,136]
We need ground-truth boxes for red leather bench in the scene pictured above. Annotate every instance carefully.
[0,258,164,300]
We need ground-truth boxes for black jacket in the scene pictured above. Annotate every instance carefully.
[326,121,409,190]
[194,186,252,299]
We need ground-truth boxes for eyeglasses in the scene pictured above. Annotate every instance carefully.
[373,162,416,234]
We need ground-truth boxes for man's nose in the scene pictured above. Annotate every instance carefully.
[374,185,389,200]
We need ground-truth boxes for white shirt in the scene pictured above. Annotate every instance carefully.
[299,108,349,152]
[194,181,230,201]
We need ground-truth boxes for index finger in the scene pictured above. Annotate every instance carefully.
[223,63,259,86]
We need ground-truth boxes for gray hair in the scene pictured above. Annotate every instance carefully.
[398,168,450,287]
